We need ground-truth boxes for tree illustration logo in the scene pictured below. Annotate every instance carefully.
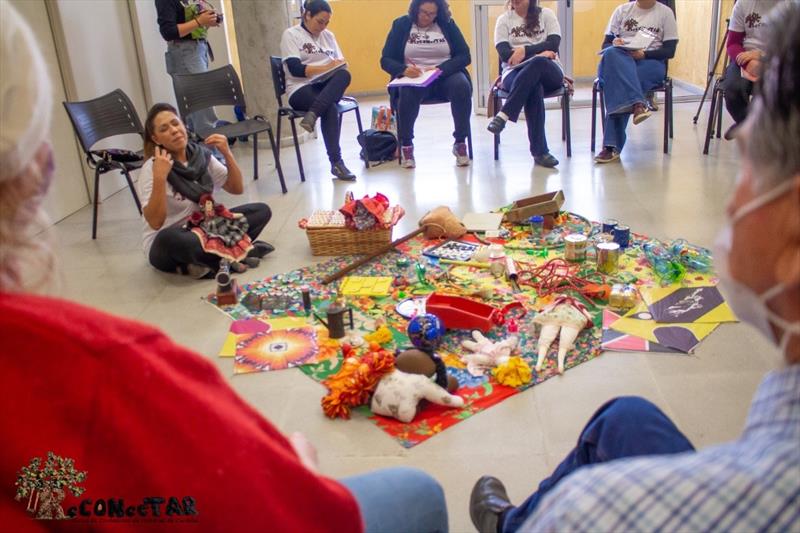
[14,452,87,520]
[624,18,640,32]
[745,12,761,29]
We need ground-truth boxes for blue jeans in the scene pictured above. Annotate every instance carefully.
[501,396,694,532]
[340,467,448,533]
[166,39,218,135]
[395,71,472,146]
[501,57,564,157]
[598,47,666,151]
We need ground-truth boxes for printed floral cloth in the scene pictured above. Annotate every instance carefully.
[207,214,719,447]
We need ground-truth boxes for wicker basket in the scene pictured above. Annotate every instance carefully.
[303,210,394,256]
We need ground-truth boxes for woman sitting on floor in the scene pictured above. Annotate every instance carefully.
[593,0,678,164]
[281,0,356,181]
[139,103,273,279]
[0,4,448,531]
[380,0,472,169]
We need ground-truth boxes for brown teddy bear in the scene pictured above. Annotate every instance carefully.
[419,206,467,240]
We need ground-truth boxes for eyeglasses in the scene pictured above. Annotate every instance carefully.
[419,8,438,17]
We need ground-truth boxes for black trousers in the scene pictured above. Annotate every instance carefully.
[149,203,271,274]
[500,57,563,157]
[289,69,352,164]
[722,61,753,125]
[395,71,472,147]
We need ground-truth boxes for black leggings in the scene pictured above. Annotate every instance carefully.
[395,71,472,146]
[149,203,271,274]
[289,69,352,164]
[722,61,753,125]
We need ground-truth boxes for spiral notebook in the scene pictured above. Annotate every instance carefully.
[387,68,442,88]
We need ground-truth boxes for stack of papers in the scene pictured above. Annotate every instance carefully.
[308,61,348,85]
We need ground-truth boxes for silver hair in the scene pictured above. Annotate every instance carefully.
[746,2,800,193]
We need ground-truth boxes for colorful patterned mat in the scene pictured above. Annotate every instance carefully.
[207,214,718,447]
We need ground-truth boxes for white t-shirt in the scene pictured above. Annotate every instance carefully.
[605,1,678,51]
[494,7,561,76]
[280,24,343,99]
[137,156,228,257]
[404,23,451,68]
[730,0,783,52]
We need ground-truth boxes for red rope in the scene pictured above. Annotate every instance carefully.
[516,258,603,304]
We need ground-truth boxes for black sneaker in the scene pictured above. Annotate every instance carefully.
[248,240,275,258]
[487,115,507,134]
[299,111,317,133]
[331,160,356,181]
[534,152,559,168]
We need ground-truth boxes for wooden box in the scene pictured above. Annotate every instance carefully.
[503,190,565,223]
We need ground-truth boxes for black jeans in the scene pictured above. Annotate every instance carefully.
[289,69,352,164]
[149,203,271,274]
[395,71,472,147]
[722,60,753,125]
[500,57,563,157]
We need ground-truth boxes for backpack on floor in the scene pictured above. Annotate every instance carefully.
[357,129,397,165]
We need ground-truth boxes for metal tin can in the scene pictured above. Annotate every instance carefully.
[596,242,621,274]
[602,219,619,234]
[609,283,638,311]
[613,224,631,248]
[564,234,588,262]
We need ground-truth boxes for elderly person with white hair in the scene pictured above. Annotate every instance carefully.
[0,4,448,531]
[471,3,799,532]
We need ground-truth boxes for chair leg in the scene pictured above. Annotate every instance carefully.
[591,85,597,153]
[715,88,724,138]
[668,83,674,140]
[467,127,474,160]
[663,85,670,154]
[352,106,368,168]
[92,166,101,240]
[289,118,305,181]
[253,132,260,180]
[394,108,402,166]
[122,167,142,214]
[266,125,288,194]
[564,90,572,158]
[703,86,717,155]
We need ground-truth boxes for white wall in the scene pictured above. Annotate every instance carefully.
[10,0,89,223]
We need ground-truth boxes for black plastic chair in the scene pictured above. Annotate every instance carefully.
[389,88,475,165]
[63,89,144,240]
[269,56,365,180]
[590,74,674,154]
[489,78,572,161]
[171,65,287,193]
[703,74,727,155]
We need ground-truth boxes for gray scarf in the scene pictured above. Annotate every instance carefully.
[166,142,213,202]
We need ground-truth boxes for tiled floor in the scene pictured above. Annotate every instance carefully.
[50,97,780,533]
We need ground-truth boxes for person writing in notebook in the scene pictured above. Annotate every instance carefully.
[381,0,472,169]
[593,0,678,164]
[281,0,356,181]
[488,0,564,169]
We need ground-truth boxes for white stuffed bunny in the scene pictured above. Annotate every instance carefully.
[371,370,464,423]
[461,331,519,376]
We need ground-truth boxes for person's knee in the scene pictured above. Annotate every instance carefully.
[445,74,471,98]
[601,396,665,430]
[334,68,352,86]
[390,467,445,506]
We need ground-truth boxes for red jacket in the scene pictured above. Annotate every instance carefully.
[0,293,362,532]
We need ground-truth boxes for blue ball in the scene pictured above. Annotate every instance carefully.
[407,313,445,352]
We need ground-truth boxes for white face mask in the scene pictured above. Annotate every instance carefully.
[713,178,800,355]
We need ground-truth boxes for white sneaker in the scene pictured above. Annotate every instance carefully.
[400,146,415,169]
[453,142,470,166]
